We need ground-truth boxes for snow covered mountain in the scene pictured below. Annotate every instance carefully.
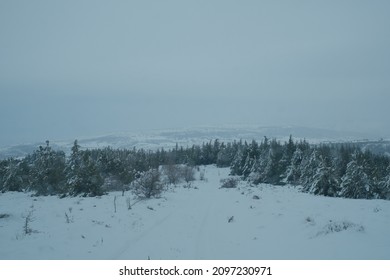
[0,125,383,159]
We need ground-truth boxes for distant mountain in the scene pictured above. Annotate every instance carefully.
[0,125,386,159]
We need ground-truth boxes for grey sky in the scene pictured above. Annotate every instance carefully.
[1,0,389,147]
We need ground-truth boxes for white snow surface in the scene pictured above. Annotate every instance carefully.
[1,166,389,260]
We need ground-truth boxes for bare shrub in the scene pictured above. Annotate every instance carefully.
[162,164,182,185]
[126,197,132,210]
[65,207,74,223]
[23,210,35,235]
[182,166,195,183]
[199,169,206,181]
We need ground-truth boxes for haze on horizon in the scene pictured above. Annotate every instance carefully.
[1,0,389,147]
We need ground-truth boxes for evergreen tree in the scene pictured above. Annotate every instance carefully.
[284,135,296,162]
[80,151,104,196]
[339,154,372,199]
[335,144,354,179]
[230,142,247,176]
[262,139,285,184]
[379,164,390,199]
[30,141,66,195]
[300,149,321,190]
[216,142,235,167]
[66,140,103,196]
[303,155,339,196]
[285,148,303,185]
[1,159,25,192]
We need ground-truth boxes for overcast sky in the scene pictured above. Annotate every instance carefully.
[1,0,389,147]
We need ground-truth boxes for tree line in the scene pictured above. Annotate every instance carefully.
[0,137,389,200]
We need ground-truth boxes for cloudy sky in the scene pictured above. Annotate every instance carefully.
[1,0,389,147]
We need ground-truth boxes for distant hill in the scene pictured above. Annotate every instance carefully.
[0,125,386,159]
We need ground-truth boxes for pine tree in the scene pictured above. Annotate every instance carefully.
[66,140,103,196]
[1,159,24,192]
[379,164,390,199]
[216,142,234,167]
[304,155,339,196]
[30,141,66,195]
[65,140,82,195]
[230,142,247,176]
[285,148,303,185]
[80,151,104,196]
[339,155,372,199]
[300,149,320,190]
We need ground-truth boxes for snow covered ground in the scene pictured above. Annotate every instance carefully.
[0,166,389,260]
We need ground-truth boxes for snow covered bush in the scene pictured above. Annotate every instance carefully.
[317,220,364,236]
[132,169,164,199]
[220,178,239,189]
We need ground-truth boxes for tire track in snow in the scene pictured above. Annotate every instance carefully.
[112,210,174,259]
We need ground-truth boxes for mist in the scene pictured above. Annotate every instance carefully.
[1,0,390,147]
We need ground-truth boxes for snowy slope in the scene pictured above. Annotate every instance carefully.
[1,166,389,260]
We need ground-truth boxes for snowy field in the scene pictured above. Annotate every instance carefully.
[0,166,389,260]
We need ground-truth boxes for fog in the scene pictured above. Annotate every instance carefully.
[1,0,389,147]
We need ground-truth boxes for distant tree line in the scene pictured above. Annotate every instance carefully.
[0,137,389,200]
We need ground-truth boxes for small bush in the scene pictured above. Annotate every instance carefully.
[199,169,206,181]
[0,213,10,219]
[182,166,195,183]
[317,220,364,236]
[162,164,182,185]
[23,210,35,235]
[65,211,73,223]
[132,169,164,199]
[220,178,239,189]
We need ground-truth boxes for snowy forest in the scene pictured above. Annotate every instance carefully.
[1,136,390,200]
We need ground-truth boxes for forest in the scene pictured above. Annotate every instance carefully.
[1,136,389,200]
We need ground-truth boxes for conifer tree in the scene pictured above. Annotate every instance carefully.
[339,154,372,199]
[300,149,320,190]
[30,141,66,195]
[1,159,24,192]
[379,164,390,199]
[304,155,339,196]
[66,140,103,196]
[285,148,303,185]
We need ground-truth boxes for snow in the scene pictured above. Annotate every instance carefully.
[0,165,389,260]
